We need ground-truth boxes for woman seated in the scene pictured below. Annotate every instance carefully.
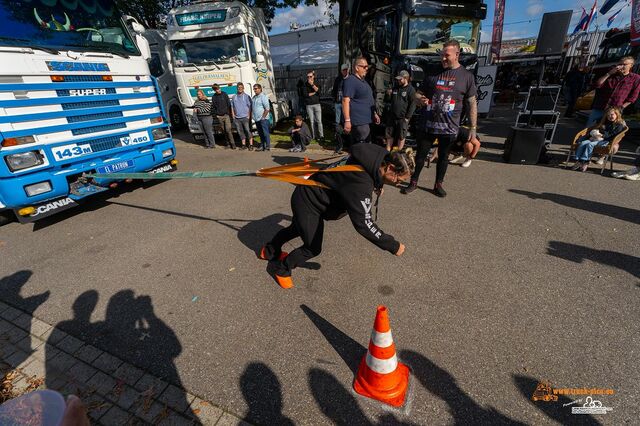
[572,107,626,172]
[288,115,312,152]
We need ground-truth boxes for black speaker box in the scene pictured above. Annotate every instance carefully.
[535,11,572,56]
[503,126,547,164]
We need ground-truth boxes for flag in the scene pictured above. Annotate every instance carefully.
[585,0,598,30]
[632,0,640,46]
[607,6,624,27]
[572,8,589,34]
[491,0,505,61]
[600,0,621,15]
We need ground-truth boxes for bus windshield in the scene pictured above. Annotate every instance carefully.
[0,0,139,56]
[171,34,248,66]
[402,16,479,54]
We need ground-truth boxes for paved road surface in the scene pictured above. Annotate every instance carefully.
[1,111,638,424]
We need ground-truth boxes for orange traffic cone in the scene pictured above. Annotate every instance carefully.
[353,306,410,407]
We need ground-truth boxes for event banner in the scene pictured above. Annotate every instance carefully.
[491,0,506,61]
[632,0,640,46]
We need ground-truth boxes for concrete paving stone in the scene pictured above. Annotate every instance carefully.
[134,400,167,424]
[45,376,68,392]
[92,352,123,374]
[40,327,68,346]
[215,412,251,426]
[113,363,145,387]
[187,398,224,425]
[108,383,139,410]
[0,318,14,334]
[0,343,18,360]
[15,335,44,352]
[4,326,28,345]
[4,349,32,369]
[56,334,84,354]
[158,410,196,426]
[133,373,168,395]
[0,361,12,375]
[12,313,32,332]
[21,357,46,379]
[68,361,98,383]
[84,393,113,421]
[31,342,59,362]
[86,371,117,397]
[98,405,131,425]
[30,318,53,338]
[0,306,22,321]
[48,351,78,373]
[0,301,9,314]
[158,384,196,413]
[75,344,103,364]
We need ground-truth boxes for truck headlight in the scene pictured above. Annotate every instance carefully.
[24,181,52,196]
[5,151,44,171]
[152,127,170,140]
[162,148,173,158]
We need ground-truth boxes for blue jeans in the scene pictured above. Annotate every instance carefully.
[256,119,270,149]
[587,109,604,127]
[575,139,609,161]
[306,104,324,139]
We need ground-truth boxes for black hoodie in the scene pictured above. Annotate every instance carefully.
[292,144,400,254]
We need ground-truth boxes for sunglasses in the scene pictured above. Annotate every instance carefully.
[357,64,369,69]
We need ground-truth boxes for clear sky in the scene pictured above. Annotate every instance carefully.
[268,0,633,41]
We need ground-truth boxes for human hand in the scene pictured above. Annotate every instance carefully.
[374,114,381,125]
[344,121,352,133]
[61,395,90,426]
[374,187,384,196]
[395,243,405,256]
[468,128,477,141]
[419,95,429,106]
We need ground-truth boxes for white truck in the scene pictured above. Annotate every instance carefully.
[0,0,177,224]
[166,0,285,142]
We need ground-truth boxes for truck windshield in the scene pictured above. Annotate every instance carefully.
[0,0,139,56]
[171,34,248,66]
[402,16,478,54]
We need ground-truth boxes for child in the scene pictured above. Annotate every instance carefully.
[288,115,312,152]
[572,107,626,172]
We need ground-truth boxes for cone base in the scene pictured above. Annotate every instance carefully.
[353,358,410,407]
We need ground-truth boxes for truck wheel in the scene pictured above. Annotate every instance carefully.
[169,105,185,130]
[0,210,16,226]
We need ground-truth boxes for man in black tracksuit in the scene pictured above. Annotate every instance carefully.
[385,70,417,151]
[260,144,411,288]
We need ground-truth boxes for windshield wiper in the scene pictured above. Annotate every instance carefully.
[0,37,59,55]
[65,43,130,58]
[200,59,221,70]
[179,62,202,71]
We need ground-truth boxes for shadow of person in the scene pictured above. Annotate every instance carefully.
[513,375,602,426]
[0,270,49,315]
[547,241,640,280]
[240,362,294,425]
[400,350,525,425]
[46,290,100,389]
[92,290,194,417]
[508,189,640,226]
[309,367,372,426]
[0,270,49,370]
[300,304,366,375]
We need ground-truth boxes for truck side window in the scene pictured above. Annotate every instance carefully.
[248,35,257,63]
[374,13,393,54]
[148,53,164,78]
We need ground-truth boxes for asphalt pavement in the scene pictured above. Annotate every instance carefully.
[1,108,638,425]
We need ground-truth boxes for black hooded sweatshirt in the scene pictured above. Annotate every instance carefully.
[292,144,400,254]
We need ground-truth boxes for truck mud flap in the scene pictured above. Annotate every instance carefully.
[14,197,79,223]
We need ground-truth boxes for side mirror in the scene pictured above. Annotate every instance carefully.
[256,53,265,63]
[376,16,387,28]
[254,38,263,53]
[136,34,151,60]
[131,21,146,34]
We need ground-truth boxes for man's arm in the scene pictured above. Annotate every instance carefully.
[595,68,618,88]
[406,88,418,120]
[261,96,270,120]
[342,96,351,133]
[466,95,478,140]
[623,78,640,109]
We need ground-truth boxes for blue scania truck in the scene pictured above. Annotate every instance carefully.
[0,0,177,224]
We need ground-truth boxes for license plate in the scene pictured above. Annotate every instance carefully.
[96,159,134,174]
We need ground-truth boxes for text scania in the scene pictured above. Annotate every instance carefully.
[33,198,75,216]
[69,89,107,96]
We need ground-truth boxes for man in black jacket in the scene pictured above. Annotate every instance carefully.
[332,63,350,153]
[259,144,413,288]
[385,70,417,151]
[211,84,236,149]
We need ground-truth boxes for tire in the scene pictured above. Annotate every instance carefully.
[0,210,16,226]
[169,105,185,130]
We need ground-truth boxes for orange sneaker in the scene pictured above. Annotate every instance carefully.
[275,274,294,289]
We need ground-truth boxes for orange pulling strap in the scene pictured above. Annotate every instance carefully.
[256,155,365,188]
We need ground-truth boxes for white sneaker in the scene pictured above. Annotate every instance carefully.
[623,172,640,181]
[611,171,627,178]
[461,158,473,168]
[450,155,465,164]
[595,156,605,165]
